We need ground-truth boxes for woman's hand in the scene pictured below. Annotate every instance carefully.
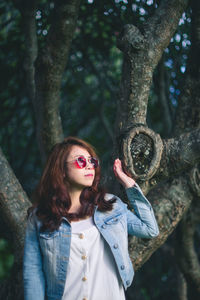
[113,158,136,189]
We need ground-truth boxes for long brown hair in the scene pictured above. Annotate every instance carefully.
[30,137,115,231]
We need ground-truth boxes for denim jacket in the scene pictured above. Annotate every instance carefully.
[23,183,159,300]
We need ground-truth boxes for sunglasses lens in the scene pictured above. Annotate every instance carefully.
[90,157,99,168]
[76,156,86,168]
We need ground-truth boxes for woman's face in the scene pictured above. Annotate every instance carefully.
[65,145,95,190]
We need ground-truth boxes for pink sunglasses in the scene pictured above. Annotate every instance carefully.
[66,156,99,169]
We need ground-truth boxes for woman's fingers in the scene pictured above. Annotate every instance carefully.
[113,159,127,183]
[113,159,123,177]
[113,158,136,188]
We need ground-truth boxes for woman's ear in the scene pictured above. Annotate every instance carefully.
[63,168,67,178]
[63,162,67,178]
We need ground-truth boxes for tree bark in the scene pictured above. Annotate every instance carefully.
[0,147,31,300]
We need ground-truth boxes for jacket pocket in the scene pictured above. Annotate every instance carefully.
[39,231,59,239]
[39,231,59,253]
[104,214,123,225]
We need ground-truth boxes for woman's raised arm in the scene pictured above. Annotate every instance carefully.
[113,159,159,238]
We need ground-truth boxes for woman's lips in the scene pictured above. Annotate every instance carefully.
[84,174,94,177]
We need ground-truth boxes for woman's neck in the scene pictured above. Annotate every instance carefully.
[68,187,82,213]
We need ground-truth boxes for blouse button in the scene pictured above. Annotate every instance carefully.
[113,243,118,249]
[126,280,130,285]
[82,276,87,281]
[83,298,87,300]
[121,265,125,270]
[79,233,84,239]
[82,255,87,260]
[102,224,106,229]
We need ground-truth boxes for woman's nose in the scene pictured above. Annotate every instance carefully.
[85,160,94,169]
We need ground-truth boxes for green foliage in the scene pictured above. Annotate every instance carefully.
[0,239,14,279]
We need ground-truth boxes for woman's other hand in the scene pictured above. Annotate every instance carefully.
[113,158,136,189]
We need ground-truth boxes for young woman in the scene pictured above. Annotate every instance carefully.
[23,136,159,300]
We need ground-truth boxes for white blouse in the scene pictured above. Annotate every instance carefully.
[62,217,126,300]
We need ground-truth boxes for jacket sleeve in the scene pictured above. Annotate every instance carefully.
[23,213,45,300]
[125,183,159,238]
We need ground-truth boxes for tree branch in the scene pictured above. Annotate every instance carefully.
[116,26,151,130]
[155,57,173,137]
[0,147,30,253]
[175,198,200,298]
[19,0,38,107]
[175,267,188,300]
[35,0,81,161]
[154,128,200,183]
[115,0,188,135]
[128,176,193,271]
[145,0,189,67]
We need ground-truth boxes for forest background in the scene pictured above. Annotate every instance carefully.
[0,0,200,300]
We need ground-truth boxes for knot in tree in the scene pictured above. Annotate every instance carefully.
[117,24,145,56]
[122,126,163,181]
